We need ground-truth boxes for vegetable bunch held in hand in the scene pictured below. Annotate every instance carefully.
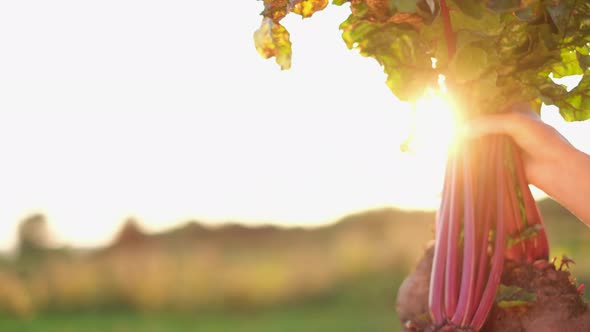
[252,0,590,330]
[429,128,549,331]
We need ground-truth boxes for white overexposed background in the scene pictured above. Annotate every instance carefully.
[0,1,587,251]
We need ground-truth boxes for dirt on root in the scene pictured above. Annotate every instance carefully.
[396,244,590,332]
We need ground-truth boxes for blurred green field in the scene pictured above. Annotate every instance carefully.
[0,274,403,332]
[0,305,399,332]
[0,199,588,332]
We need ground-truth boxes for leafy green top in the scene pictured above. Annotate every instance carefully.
[254,0,590,121]
[254,0,329,70]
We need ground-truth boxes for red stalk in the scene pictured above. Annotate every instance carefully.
[444,153,463,319]
[469,137,496,322]
[503,146,528,262]
[451,144,477,327]
[470,138,507,330]
[427,118,550,329]
[440,0,456,59]
[429,164,452,324]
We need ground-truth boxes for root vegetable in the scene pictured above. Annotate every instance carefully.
[398,244,590,332]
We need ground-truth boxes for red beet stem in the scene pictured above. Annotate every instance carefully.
[470,138,507,329]
[451,143,477,326]
[429,152,455,324]
[444,150,463,319]
[440,0,456,59]
[469,137,495,323]
[503,144,528,262]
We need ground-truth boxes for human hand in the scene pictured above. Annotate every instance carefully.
[462,105,574,193]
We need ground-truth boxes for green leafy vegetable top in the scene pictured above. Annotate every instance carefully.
[253,0,590,121]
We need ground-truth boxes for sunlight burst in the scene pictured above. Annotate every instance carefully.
[403,76,459,155]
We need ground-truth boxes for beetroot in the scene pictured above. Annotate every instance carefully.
[397,243,590,332]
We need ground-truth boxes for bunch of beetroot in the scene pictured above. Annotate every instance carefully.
[426,134,549,331]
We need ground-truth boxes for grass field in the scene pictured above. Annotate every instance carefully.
[0,306,400,332]
[1,200,588,332]
[0,273,404,332]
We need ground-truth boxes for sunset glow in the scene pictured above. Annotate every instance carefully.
[0,1,588,252]
[404,77,459,156]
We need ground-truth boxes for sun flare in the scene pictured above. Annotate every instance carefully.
[404,76,459,155]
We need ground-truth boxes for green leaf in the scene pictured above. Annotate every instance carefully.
[340,16,375,49]
[497,21,530,59]
[577,51,590,71]
[386,65,437,100]
[514,5,535,21]
[449,43,488,82]
[349,1,370,18]
[332,0,348,5]
[253,0,590,121]
[556,74,590,121]
[495,284,536,309]
[545,1,570,34]
[451,0,487,19]
[254,18,292,70]
[291,0,329,18]
[507,224,543,248]
[497,300,533,308]
[552,50,584,78]
[448,2,504,36]
[486,0,521,13]
[390,0,419,13]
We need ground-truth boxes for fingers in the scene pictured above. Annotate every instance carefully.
[461,110,569,159]
[462,112,527,139]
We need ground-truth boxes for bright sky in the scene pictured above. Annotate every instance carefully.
[0,1,588,251]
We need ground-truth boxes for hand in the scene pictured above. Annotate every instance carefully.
[463,105,590,224]
[463,107,573,193]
